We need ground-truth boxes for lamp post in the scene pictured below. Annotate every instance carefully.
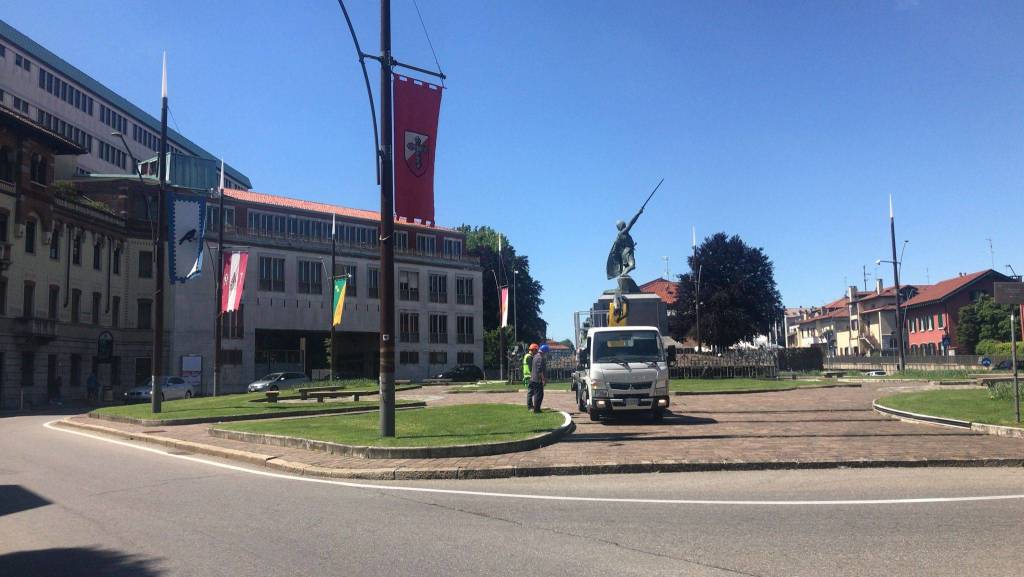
[876,256,905,370]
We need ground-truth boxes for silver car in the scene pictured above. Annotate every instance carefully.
[247,372,309,393]
[123,376,195,403]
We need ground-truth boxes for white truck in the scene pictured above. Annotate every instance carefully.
[572,313,673,421]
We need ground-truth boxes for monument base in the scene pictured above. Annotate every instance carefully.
[601,275,641,295]
[592,292,668,334]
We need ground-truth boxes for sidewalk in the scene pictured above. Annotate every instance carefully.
[61,382,1024,480]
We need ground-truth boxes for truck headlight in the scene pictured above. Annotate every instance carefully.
[590,380,604,391]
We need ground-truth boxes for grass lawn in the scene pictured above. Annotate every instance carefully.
[880,389,1024,427]
[216,403,565,447]
[93,390,416,421]
[670,378,824,393]
[449,381,571,393]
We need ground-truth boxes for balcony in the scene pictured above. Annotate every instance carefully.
[15,317,58,345]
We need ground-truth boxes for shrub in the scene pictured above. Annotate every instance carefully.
[975,340,1024,357]
[987,381,1018,401]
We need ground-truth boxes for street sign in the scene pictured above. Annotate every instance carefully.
[994,282,1024,305]
[981,357,992,368]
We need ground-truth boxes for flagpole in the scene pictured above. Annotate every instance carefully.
[213,159,225,397]
[378,0,397,437]
[889,194,906,372]
[330,214,337,382]
[151,52,169,413]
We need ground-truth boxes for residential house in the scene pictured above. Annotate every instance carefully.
[903,269,1012,355]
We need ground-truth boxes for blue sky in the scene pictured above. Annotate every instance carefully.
[8,1,1024,340]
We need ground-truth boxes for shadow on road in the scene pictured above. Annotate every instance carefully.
[0,405,92,419]
[0,485,51,517]
[0,547,164,577]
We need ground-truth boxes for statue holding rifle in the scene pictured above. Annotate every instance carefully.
[606,179,663,294]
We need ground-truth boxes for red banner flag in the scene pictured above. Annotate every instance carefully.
[393,74,442,224]
[221,252,248,313]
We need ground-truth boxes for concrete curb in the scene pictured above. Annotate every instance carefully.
[208,411,575,459]
[674,383,862,396]
[88,401,426,427]
[54,416,1024,480]
[874,400,1024,439]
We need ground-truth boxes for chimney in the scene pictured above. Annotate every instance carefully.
[847,286,858,300]
[876,278,883,294]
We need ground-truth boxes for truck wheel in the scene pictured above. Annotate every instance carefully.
[588,407,601,421]
[577,390,587,413]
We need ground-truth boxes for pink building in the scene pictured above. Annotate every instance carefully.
[902,269,1012,355]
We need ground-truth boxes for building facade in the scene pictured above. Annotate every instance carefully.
[903,269,1011,355]
[0,19,250,188]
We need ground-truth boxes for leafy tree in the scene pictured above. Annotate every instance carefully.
[956,295,1013,354]
[669,232,784,350]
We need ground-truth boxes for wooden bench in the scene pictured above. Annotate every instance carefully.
[307,390,380,403]
[265,390,280,403]
[822,371,845,379]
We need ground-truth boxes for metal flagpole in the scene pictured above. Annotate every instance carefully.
[378,0,396,437]
[152,52,169,413]
[330,214,337,382]
[213,159,225,396]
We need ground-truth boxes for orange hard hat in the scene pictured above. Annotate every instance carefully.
[529,343,539,351]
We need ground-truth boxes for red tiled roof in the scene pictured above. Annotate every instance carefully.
[860,305,896,314]
[639,278,679,304]
[853,287,897,302]
[224,189,456,232]
[903,270,1004,308]
[798,304,851,325]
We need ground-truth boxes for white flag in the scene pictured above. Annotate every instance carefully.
[168,192,207,283]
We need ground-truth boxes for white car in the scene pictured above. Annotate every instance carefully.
[123,376,195,403]
[247,372,309,393]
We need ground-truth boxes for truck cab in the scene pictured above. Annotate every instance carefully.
[573,325,672,421]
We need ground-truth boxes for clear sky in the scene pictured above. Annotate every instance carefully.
[7,1,1023,341]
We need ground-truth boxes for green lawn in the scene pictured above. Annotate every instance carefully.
[93,390,415,422]
[880,389,1024,427]
[216,403,565,447]
[670,378,824,393]
[448,381,571,393]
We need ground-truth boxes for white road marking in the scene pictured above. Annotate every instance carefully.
[45,420,1024,507]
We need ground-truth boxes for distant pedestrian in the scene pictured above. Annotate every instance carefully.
[523,343,538,409]
[86,373,99,404]
[528,344,549,413]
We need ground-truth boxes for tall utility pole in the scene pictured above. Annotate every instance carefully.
[987,238,994,269]
[889,195,906,372]
[330,215,337,382]
[152,53,169,413]
[512,269,518,346]
[213,159,225,396]
[378,0,396,437]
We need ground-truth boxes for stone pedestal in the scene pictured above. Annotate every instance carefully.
[591,293,667,333]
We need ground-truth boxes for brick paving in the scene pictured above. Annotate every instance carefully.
[68,382,1024,478]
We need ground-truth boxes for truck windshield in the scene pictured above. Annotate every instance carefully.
[593,331,663,363]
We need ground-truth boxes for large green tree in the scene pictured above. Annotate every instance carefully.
[459,225,547,368]
[669,232,784,350]
[956,294,1013,354]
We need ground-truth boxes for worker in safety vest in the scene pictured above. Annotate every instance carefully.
[523,343,538,409]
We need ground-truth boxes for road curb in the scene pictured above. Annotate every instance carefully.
[208,411,575,459]
[54,415,1024,481]
[674,383,862,396]
[874,400,1024,439]
[88,401,426,427]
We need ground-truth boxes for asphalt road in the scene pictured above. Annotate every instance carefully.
[3,411,1024,577]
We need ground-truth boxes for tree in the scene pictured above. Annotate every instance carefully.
[459,225,547,367]
[669,232,784,350]
[956,294,1013,354]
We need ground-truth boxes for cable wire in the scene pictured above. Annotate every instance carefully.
[411,0,445,87]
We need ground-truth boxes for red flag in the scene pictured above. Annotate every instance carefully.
[393,74,442,224]
[221,252,248,313]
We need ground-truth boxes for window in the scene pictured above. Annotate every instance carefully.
[367,267,379,299]
[429,274,447,303]
[429,351,448,365]
[25,220,36,254]
[71,289,81,323]
[429,314,448,344]
[340,265,357,297]
[70,234,82,265]
[938,313,944,329]
[456,277,474,305]
[112,246,121,274]
[297,260,322,294]
[0,147,13,182]
[21,352,34,388]
[49,226,60,260]
[22,281,35,319]
[92,292,101,325]
[134,358,152,387]
[70,354,82,387]
[138,250,152,278]
[395,231,408,251]
[93,242,102,270]
[399,351,419,365]
[259,256,286,292]
[400,312,419,343]
[48,285,59,320]
[111,296,120,328]
[457,316,475,344]
[222,305,244,339]
[0,278,6,316]
[137,299,152,329]
[457,352,474,365]
[399,271,419,301]
[416,234,436,255]
[443,238,462,258]
[927,315,934,331]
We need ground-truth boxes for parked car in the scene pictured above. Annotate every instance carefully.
[432,365,484,382]
[246,372,309,393]
[123,376,195,404]
[863,370,887,377]
[995,360,1024,371]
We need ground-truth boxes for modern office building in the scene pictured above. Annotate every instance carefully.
[0,19,251,189]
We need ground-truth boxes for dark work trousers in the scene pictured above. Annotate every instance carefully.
[528,381,545,411]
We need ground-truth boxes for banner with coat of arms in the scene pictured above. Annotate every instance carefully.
[393,74,442,225]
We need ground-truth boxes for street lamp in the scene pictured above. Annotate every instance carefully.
[876,255,906,370]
